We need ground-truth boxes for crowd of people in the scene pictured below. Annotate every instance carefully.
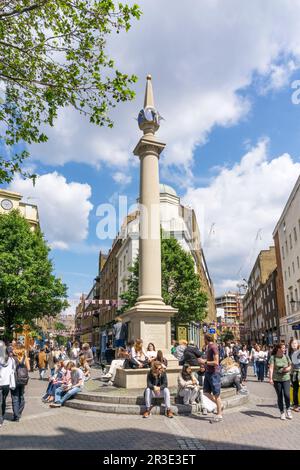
[2,332,300,426]
[0,339,96,425]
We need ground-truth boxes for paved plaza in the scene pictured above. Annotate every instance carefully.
[0,368,300,450]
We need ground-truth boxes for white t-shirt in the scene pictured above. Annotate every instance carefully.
[238,350,249,364]
[0,357,15,386]
[146,351,157,360]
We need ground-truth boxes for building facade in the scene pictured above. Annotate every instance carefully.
[262,269,280,345]
[215,292,243,324]
[243,247,277,344]
[0,189,39,230]
[273,175,300,341]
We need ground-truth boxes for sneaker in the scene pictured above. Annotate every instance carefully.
[107,381,113,386]
[143,409,151,418]
[292,406,299,412]
[286,409,293,420]
[210,415,223,424]
[103,373,112,378]
[280,412,286,420]
[50,403,61,408]
[239,389,249,395]
[202,408,208,416]
[166,409,174,418]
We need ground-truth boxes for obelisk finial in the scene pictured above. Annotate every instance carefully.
[137,75,161,135]
[144,74,154,108]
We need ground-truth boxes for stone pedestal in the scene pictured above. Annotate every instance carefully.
[121,303,178,367]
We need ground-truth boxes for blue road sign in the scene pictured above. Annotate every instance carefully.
[209,328,216,334]
[292,324,300,330]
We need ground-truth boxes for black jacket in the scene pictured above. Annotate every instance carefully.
[182,345,202,366]
[147,371,168,390]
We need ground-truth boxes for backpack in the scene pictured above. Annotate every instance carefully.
[15,355,29,386]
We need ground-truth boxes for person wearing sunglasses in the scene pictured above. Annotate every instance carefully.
[143,360,173,418]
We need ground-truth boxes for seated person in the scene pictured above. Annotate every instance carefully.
[143,361,173,418]
[177,364,200,405]
[156,350,168,369]
[42,361,68,403]
[182,340,203,366]
[131,339,149,368]
[146,343,157,363]
[50,361,84,407]
[197,363,206,387]
[220,357,247,394]
[102,347,129,384]
[78,354,91,382]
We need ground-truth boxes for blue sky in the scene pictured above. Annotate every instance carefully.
[3,0,300,308]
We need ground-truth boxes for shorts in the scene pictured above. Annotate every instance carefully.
[203,372,221,397]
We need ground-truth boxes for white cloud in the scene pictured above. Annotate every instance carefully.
[9,172,93,249]
[112,172,132,185]
[29,0,300,176]
[183,140,300,294]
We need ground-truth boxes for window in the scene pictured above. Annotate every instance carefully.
[285,271,287,281]
[289,234,293,250]
[293,262,295,274]
[288,267,291,277]
[297,256,300,269]
[285,240,288,254]
[282,246,285,259]
[294,227,297,243]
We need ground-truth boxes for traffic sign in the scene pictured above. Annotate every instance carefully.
[209,328,216,334]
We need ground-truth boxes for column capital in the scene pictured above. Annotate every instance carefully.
[133,136,166,157]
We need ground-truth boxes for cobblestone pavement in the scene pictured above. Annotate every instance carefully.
[0,368,299,450]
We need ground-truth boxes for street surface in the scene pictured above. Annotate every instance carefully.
[0,368,299,450]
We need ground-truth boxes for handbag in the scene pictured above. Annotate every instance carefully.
[9,369,16,390]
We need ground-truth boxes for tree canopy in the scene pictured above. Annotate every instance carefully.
[0,209,68,340]
[0,0,141,183]
[121,236,208,324]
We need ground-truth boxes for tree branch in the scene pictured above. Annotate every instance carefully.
[0,0,49,19]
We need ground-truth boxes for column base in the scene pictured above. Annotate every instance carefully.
[121,303,177,361]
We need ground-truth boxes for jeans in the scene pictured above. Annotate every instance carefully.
[11,385,25,419]
[108,359,125,381]
[145,387,171,410]
[178,386,200,405]
[0,385,10,424]
[273,380,290,413]
[253,361,257,376]
[256,361,265,381]
[291,373,299,406]
[240,363,248,381]
[54,386,81,405]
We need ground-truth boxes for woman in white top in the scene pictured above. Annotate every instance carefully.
[253,345,267,382]
[131,339,148,368]
[69,342,80,365]
[146,343,157,363]
[238,345,250,384]
[0,341,16,427]
[177,364,200,405]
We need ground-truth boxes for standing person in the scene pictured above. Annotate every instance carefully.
[224,342,232,359]
[69,342,80,365]
[269,343,292,420]
[177,364,200,405]
[256,345,267,382]
[182,340,203,366]
[28,345,36,372]
[288,339,300,412]
[218,343,225,362]
[91,345,97,361]
[250,343,258,377]
[38,347,48,380]
[238,344,250,384]
[58,345,68,361]
[173,340,188,365]
[232,342,240,362]
[0,342,16,427]
[143,361,173,418]
[11,344,30,422]
[81,343,94,366]
[47,348,57,377]
[199,333,223,423]
[171,340,178,356]
[113,317,127,349]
